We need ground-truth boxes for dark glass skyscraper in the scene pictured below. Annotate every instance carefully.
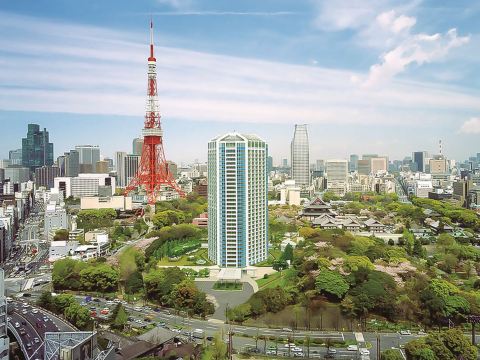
[22,124,54,172]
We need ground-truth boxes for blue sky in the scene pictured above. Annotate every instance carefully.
[0,0,479,165]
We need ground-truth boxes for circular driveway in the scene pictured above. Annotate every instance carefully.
[195,281,254,321]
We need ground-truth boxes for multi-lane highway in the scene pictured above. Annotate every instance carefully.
[79,295,432,359]
[8,300,75,359]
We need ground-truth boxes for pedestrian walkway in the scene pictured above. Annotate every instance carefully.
[354,332,365,343]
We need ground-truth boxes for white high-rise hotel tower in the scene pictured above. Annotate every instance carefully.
[208,133,268,268]
[291,124,310,186]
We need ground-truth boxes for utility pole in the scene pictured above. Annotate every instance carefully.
[376,333,381,360]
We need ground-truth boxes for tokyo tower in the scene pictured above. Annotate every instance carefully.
[125,20,184,204]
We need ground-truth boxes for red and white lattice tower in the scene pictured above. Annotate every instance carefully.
[125,20,184,204]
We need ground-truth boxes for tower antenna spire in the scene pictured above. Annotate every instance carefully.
[149,16,155,61]
[125,19,184,204]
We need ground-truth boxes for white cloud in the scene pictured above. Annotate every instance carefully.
[459,117,480,134]
[312,0,382,31]
[156,0,193,10]
[364,28,470,87]
[376,10,416,34]
[0,11,479,129]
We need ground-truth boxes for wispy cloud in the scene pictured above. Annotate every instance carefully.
[0,10,479,129]
[459,117,480,134]
[156,0,193,10]
[312,1,470,86]
[151,11,297,16]
[364,28,470,87]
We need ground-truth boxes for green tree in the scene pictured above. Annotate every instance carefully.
[37,291,55,312]
[134,252,146,272]
[125,270,144,294]
[152,210,185,228]
[167,279,214,316]
[381,349,403,360]
[272,260,289,272]
[405,329,477,360]
[144,267,186,302]
[53,294,77,313]
[343,255,374,272]
[208,332,227,360]
[64,302,92,330]
[281,244,294,262]
[315,270,349,299]
[227,303,251,324]
[112,304,129,330]
[79,264,119,292]
[52,258,87,290]
[53,229,69,241]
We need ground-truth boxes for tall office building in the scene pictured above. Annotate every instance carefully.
[326,159,348,182]
[8,149,22,165]
[75,145,100,173]
[0,269,8,360]
[95,160,109,174]
[290,124,310,186]
[413,151,427,172]
[132,138,144,156]
[315,160,325,172]
[35,165,60,188]
[125,154,140,187]
[429,157,448,174]
[104,157,114,172]
[166,161,178,178]
[115,152,127,187]
[22,123,54,171]
[267,156,273,174]
[64,150,80,177]
[349,154,359,172]
[357,159,371,175]
[4,166,30,184]
[371,157,387,174]
[282,158,288,168]
[208,133,268,268]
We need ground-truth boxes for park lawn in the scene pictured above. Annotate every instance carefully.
[157,247,213,266]
[255,248,283,267]
[118,246,139,279]
[256,271,282,289]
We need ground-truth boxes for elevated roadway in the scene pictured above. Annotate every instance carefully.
[7,300,76,359]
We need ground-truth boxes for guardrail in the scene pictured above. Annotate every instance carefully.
[7,323,30,358]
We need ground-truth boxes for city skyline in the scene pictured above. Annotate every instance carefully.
[1,1,479,163]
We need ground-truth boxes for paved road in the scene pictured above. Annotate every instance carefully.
[8,300,76,359]
[195,281,254,320]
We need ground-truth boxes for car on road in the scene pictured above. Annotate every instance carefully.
[282,327,293,332]
[32,309,38,314]
[100,309,109,315]
[26,343,32,350]
[134,306,142,311]
[19,328,26,336]
[399,330,412,335]
[360,349,370,355]
[327,348,337,354]
[34,338,40,344]
[418,330,427,335]
[284,343,296,348]
[347,345,358,351]
[266,350,277,355]
[292,347,303,352]
[22,309,28,314]
[14,322,20,328]
[293,352,304,357]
